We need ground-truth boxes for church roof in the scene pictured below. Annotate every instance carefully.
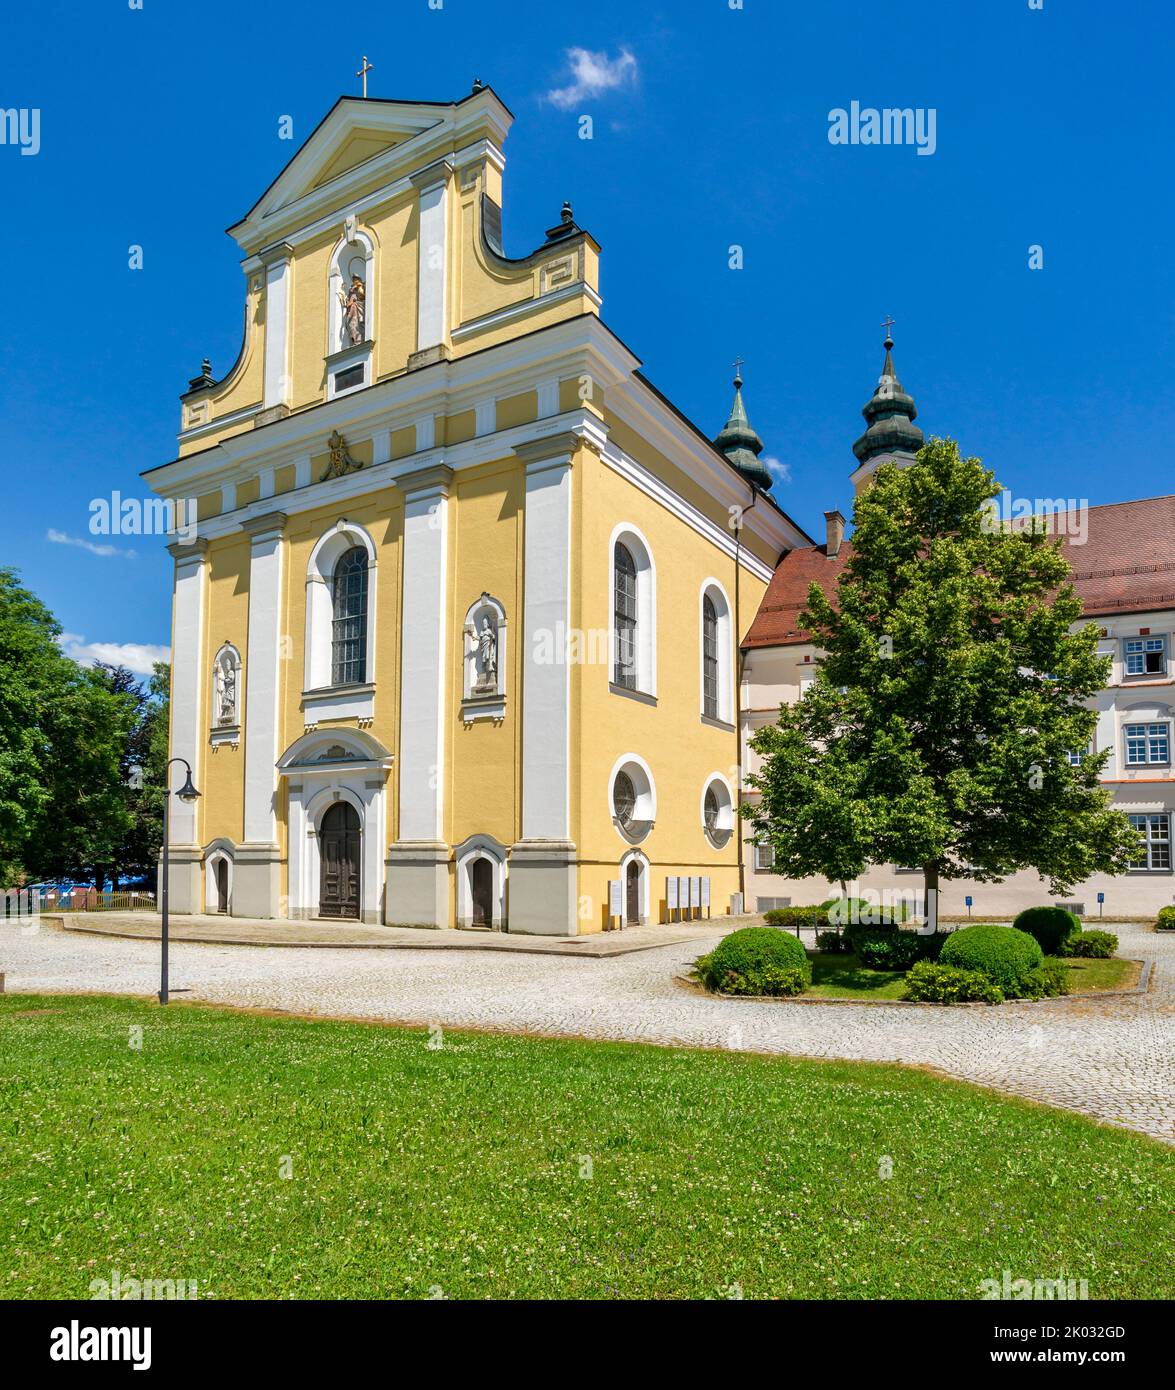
[743,494,1175,648]
[851,335,924,467]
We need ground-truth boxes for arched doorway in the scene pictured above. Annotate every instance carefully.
[214,858,229,914]
[319,802,361,920]
[470,858,494,928]
[626,860,642,925]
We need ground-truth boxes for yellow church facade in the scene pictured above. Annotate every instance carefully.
[144,85,809,934]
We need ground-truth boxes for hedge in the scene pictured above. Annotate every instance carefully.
[1013,906,1080,956]
[696,927,812,996]
[939,924,1043,993]
[1067,930,1118,959]
[1157,907,1175,932]
[904,961,1004,1004]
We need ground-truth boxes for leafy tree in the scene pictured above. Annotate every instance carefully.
[115,661,169,883]
[0,569,61,882]
[745,439,1140,925]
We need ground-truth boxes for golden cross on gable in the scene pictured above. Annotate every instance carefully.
[356,55,374,97]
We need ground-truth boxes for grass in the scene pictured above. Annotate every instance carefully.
[1063,956,1139,992]
[1,994,1171,1300]
[806,952,909,999]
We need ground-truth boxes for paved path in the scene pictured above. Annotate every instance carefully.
[2,919,1172,1143]
[43,912,724,957]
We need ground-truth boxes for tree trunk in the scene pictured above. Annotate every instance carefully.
[922,862,940,934]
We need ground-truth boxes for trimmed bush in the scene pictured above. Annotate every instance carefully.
[1019,957,1071,1000]
[1067,929,1118,959]
[853,928,923,971]
[825,896,910,927]
[1156,906,1175,932]
[904,960,1004,1004]
[762,905,827,928]
[815,929,851,954]
[696,927,812,996]
[1013,906,1080,956]
[940,924,1043,993]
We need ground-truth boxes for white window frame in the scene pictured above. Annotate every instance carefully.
[609,754,656,844]
[700,772,735,849]
[1124,721,1171,767]
[609,524,656,698]
[1128,813,1172,872]
[1123,636,1167,679]
[754,840,775,872]
[699,578,733,725]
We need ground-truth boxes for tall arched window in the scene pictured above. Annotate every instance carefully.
[702,594,719,719]
[614,542,637,689]
[332,546,368,686]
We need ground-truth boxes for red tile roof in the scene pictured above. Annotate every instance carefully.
[744,494,1175,649]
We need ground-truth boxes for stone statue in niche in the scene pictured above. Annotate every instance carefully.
[338,272,365,346]
[215,648,238,726]
[476,616,498,692]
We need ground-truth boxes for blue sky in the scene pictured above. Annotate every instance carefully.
[1,0,1172,672]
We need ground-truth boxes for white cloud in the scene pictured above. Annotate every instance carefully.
[763,455,792,486]
[546,46,638,110]
[58,632,169,676]
[47,528,136,559]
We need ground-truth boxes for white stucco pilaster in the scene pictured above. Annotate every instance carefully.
[236,510,287,917]
[260,241,295,410]
[165,538,208,913]
[412,163,451,352]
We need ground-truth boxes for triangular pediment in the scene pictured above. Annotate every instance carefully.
[310,128,408,189]
[228,92,512,254]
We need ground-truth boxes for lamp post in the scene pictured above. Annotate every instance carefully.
[160,757,200,1006]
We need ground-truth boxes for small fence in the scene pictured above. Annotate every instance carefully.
[2,888,157,919]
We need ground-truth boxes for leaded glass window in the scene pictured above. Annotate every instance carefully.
[614,543,637,689]
[331,546,368,686]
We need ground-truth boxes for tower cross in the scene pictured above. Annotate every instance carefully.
[356,55,374,97]
[732,354,745,380]
[881,315,896,340]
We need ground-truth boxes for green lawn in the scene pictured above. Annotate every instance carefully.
[1063,956,1139,992]
[1,994,1171,1300]
[807,952,909,999]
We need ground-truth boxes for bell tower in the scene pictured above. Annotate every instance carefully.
[849,326,923,494]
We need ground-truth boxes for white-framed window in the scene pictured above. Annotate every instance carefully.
[1123,637,1167,678]
[609,755,656,844]
[754,840,775,871]
[1124,722,1171,767]
[1129,813,1172,871]
[1067,740,1093,767]
[699,579,733,723]
[609,525,655,696]
[305,520,378,695]
[700,773,734,849]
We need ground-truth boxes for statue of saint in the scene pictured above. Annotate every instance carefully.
[477,617,497,691]
[216,653,237,725]
[338,273,365,346]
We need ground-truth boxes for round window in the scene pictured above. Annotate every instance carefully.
[704,784,731,848]
[613,770,636,828]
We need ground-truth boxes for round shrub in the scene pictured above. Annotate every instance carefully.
[696,927,812,996]
[904,960,1004,1004]
[1013,906,1080,956]
[1067,929,1118,959]
[852,928,923,971]
[940,924,1043,992]
[1155,906,1175,932]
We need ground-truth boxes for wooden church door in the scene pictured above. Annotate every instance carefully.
[319,802,361,920]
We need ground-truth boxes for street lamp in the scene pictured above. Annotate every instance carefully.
[159,757,200,1006]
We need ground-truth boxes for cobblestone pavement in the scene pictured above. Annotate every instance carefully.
[2,919,1172,1143]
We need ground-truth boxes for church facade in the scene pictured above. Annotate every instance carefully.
[144,85,809,934]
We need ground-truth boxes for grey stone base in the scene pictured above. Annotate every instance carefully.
[164,847,202,914]
[232,844,282,919]
[386,841,450,927]
[507,839,578,936]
